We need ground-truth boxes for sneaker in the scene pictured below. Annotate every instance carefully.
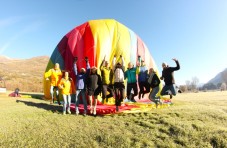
[75,112,79,116]
[63,111,66,115]
[83,113,87,116]
[67,110,71,114]
[93,114,97,117]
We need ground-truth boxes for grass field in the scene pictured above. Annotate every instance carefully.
[0,91,227,148]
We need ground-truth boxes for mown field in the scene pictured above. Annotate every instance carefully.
[0,91,227,148]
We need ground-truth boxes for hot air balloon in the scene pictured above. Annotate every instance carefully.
[44,19,168,115]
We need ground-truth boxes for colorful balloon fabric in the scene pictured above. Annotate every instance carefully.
[44,19,170,115]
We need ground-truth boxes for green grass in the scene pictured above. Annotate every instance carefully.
[0,91,227,147]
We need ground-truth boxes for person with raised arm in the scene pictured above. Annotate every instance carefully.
[160,58,180,99]
[100,55,114,103]
[112,55,125,111]
[73,57,90,116]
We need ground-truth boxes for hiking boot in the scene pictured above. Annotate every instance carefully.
[142,93,145,98]
[138,92,141,99]
[170,94,173,99]
[116,106,119,112]
[131,99,136,102]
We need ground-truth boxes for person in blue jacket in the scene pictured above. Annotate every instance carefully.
[138,56,150,99]
[73,57,90,116]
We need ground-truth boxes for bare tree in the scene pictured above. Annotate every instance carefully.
[191,77,199,91]
[179,85,187,92]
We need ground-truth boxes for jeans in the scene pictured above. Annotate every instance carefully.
[126,83,138,101]
[161,84,176,96]
[63,94,71,112]
[75,89,87,114]
[149,86,160,102]
[50,86,59,99]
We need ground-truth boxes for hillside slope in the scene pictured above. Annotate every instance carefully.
[0,56,49,92]
[208,68,227,85]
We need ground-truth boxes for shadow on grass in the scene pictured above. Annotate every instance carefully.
[20,93,44,100]
[16,99,62,113]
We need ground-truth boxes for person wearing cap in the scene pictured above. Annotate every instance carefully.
[124,60,140,102]
[58,71,73,115]
[147,68,161,107]
[112,55,125,111]
[138,56,150,99]
[87,65,102,116]
[160,58,180,99]
[45,63,62,105]
[100,55,114,104]
[73,57,90,116]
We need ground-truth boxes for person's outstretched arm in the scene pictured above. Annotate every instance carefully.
[172,58,180,71]
[73,57,78,76]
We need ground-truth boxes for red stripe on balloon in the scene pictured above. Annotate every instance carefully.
[137,36,145,61]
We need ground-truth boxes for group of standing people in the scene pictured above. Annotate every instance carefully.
[45,55,180,116]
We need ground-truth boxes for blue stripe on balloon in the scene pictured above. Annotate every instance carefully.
[128,29,137,65]
[50,46,65,70]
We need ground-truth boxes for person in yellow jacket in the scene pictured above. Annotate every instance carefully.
[58,71,72,115]
[100,55,114,103]
[45,63,62,105]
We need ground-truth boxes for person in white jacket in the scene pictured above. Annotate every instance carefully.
[112,55,125,112]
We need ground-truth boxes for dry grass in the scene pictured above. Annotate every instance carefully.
[0,91,227,147]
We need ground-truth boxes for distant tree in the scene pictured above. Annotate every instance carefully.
[217,83,222,89]
[191,77,199,91]
[220,82,226,91]
[185,80,191,91]
[179,85,187,92]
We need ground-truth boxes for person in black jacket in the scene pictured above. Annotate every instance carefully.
[160,58,180,99]
[87,66,102,116]
[148,68,161,105]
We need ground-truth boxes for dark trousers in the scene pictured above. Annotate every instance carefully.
[114,82,125,106]
[102,84,114,99]
[139,82,150,97]
[126,83,138,101]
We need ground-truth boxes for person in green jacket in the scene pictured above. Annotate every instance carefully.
[100,55,114,103]
[124,62,140,102]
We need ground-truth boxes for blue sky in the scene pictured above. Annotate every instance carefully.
[0,0,227,85]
